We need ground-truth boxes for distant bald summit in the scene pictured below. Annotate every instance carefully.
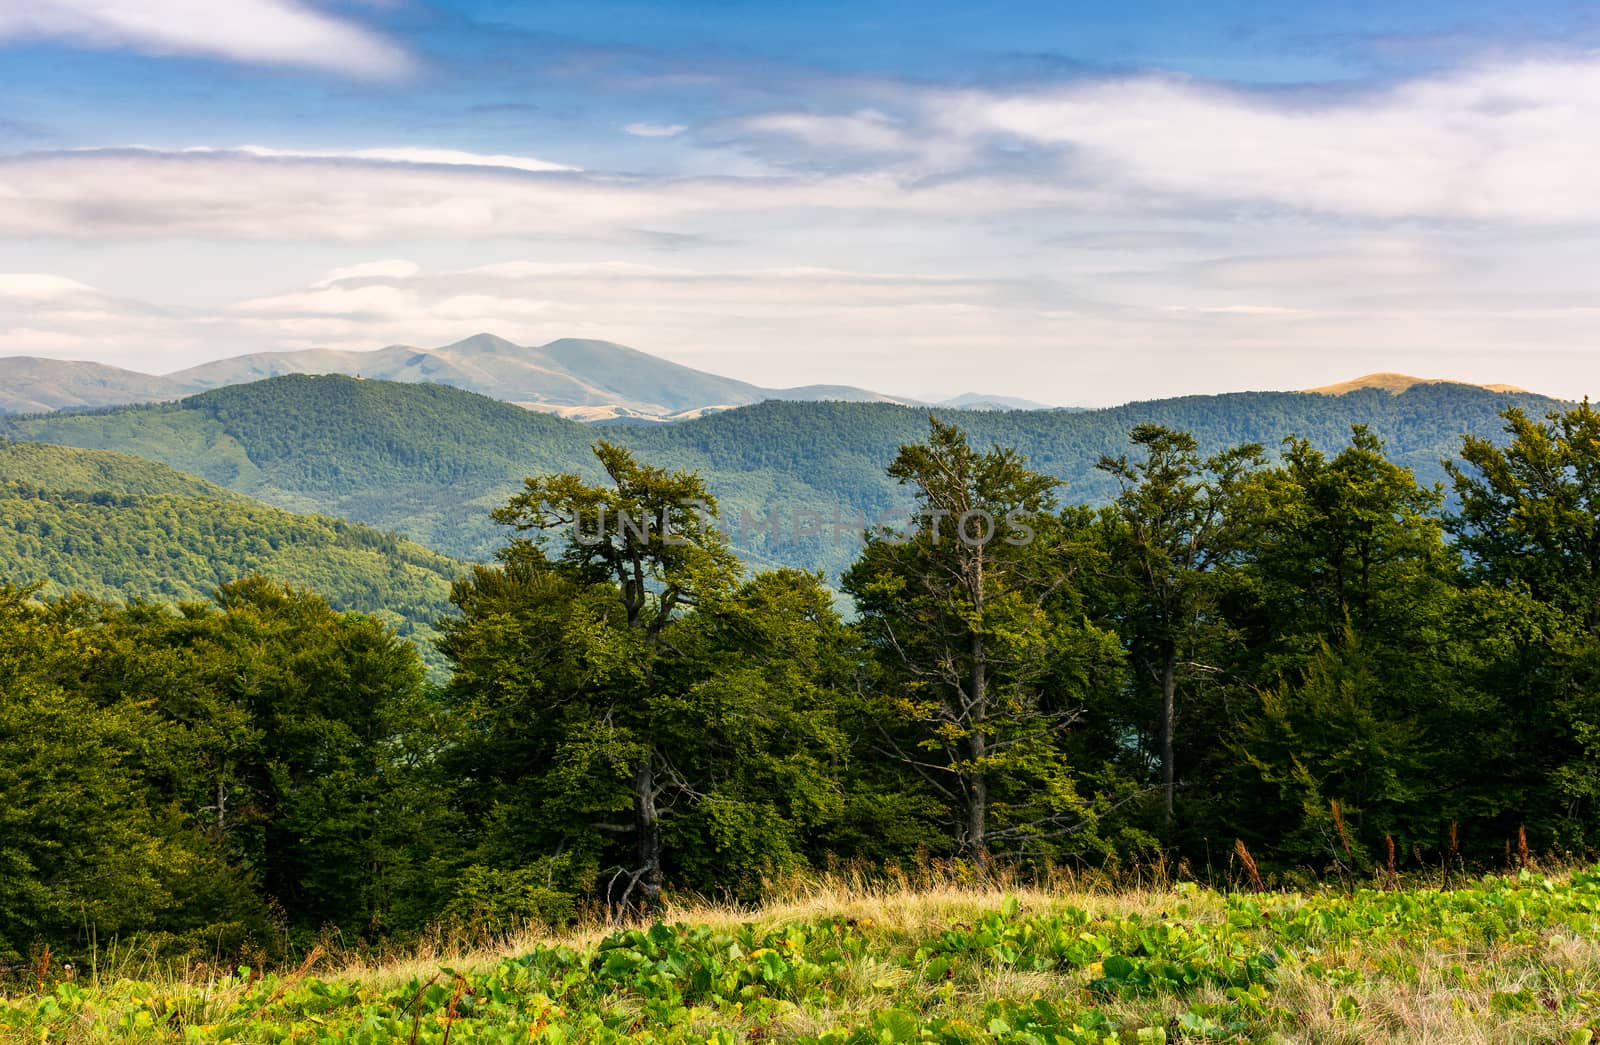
[1305,372,1533,396]
[2,334,914,420]
[0,356,189,414]
[167,334,786,419]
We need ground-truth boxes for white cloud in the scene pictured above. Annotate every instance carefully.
[0,0,413,79]
[232,260,1031,330]
[312,258,420,287]
[14,55,1600,400]
[718,108,972,172]
[233,282,419,317]
[0,146,1101,241]
[734,55,1600,223]
[624,122,687,138]
[430,294,552,320]
[0,272,98,299]
[11,53,1600,253]
[0,326,95,354]
[0,149,681,240]
[229,145,579,173]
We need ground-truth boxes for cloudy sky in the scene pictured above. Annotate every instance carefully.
[3,0,1600,404]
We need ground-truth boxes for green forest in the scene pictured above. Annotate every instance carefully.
[4,397,1600,967]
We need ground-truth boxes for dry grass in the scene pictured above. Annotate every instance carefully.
[1268,929,1600,1044]
[249,860,1193,992]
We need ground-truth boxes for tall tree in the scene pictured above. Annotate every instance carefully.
[1446,401,1600,848]
[1448,401,1600,629]
[1219,429,1461,867]
[0,585,265,961]
[1097,424,1262,835]
[488,442,738,912]
[1241,428,1451,647]
[447,443,850,913]
[844,417,1105,865]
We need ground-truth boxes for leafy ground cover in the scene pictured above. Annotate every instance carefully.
[5,869,1599,1044]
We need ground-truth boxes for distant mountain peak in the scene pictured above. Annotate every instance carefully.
[1305,372,1530,396]
[543,336,637,351]
[443,332,524,354]
[935,392,1054,411]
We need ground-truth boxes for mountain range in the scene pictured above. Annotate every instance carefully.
[0,333,1054,420]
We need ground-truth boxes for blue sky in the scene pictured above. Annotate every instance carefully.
[3,0,1600,403]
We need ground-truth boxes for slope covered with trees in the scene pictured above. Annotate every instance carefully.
[1,377,596,565]
[0,375,1563,579]
[0,439,461,659]
[0,578,441,960]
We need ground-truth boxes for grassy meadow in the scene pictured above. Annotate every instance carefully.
[4,866,1599,1044]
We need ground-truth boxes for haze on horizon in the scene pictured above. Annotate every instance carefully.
[2,0,1599,406]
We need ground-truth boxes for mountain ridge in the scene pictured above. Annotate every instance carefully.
[0,356,196,414]
[4,334,1544,421]
[2,334,922,420]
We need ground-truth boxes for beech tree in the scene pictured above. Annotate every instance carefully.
[1448,401,1600,630]
[1245,429,1450,641]
[845,418,1108,865]
[1096,425,1262,836]
[1446,401,1600,846]
[76,578,436,939]
[1221,430,1459,867]
[445,443,851,914]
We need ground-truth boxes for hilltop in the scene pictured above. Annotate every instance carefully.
[0,356,187,414]
[1305,372,1533,396]
[8,333,1551,423]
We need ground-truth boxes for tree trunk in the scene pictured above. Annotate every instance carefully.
[632,753,663,914]
[1161,641,1177,835]
[965,631,989,868]
[215,761,228,841]
[966,732,988,867]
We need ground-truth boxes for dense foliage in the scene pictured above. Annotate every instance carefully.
[4,397,1600,971]
[0,377,599,563]
[0,577,441,961]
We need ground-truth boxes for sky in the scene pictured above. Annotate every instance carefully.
[3,1,1600,405]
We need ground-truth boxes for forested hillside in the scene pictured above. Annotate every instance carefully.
[0,439,461,660]
[0,375,1565,577]
[0,377,597,562]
